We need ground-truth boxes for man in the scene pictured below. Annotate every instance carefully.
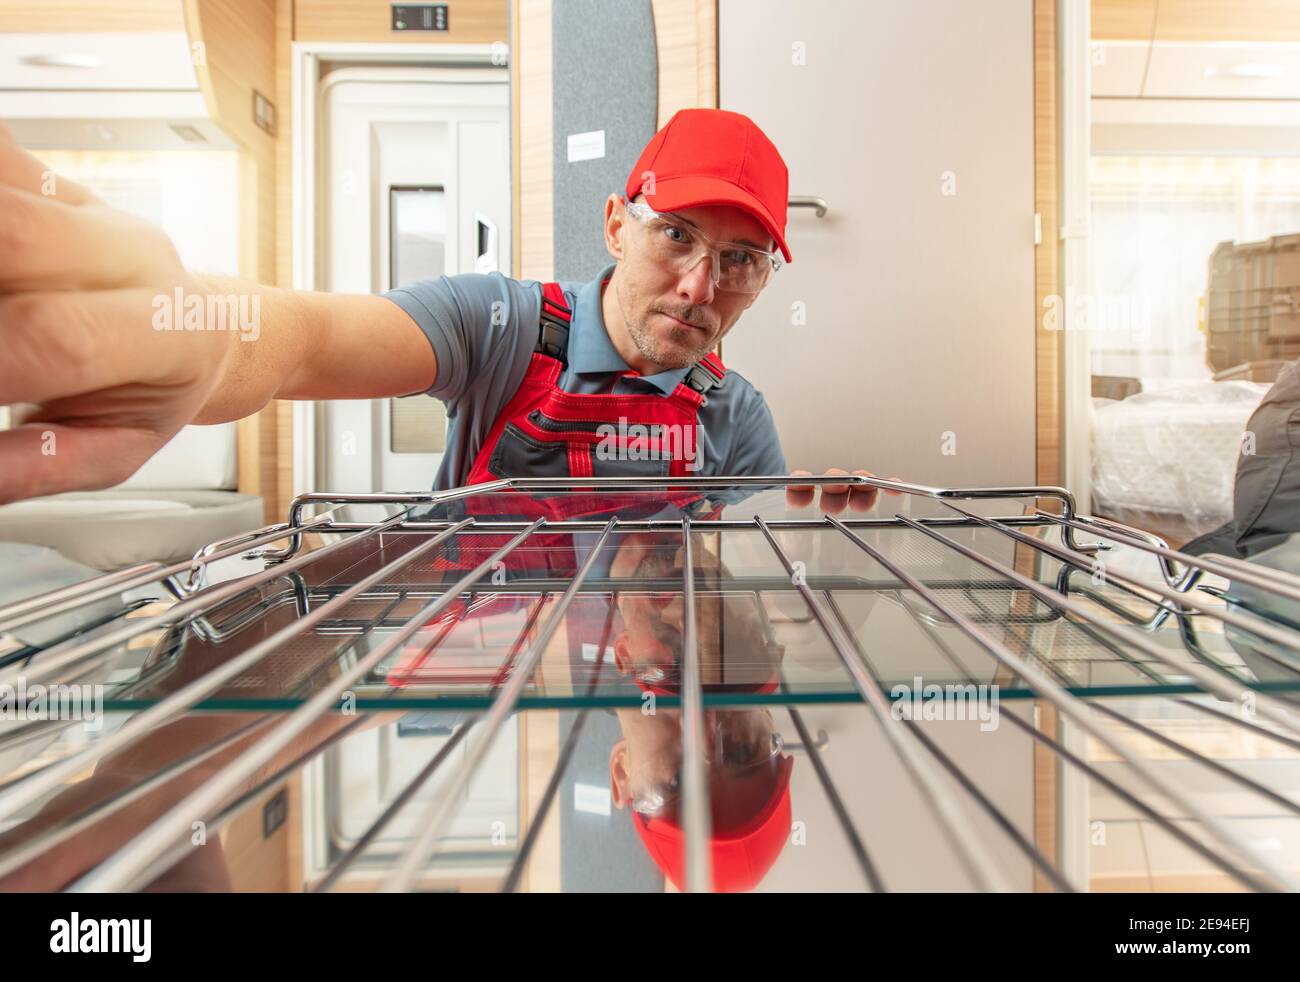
[0,107,882,509]
[0,108,881,890]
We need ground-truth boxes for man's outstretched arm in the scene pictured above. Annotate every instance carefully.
[191,278,437,419]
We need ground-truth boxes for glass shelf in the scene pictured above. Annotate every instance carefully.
[3,477,1298,893]
[4,482,1297,712]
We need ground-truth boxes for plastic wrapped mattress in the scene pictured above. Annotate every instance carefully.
[1091,380,1270,535]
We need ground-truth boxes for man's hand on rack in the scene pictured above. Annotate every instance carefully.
[786,467,902,514]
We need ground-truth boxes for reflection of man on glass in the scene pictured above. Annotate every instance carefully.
[605,531,794,892]
[609,706,793,893]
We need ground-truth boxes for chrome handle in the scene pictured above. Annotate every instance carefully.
[783,728,829,753]
[789,195,828,218]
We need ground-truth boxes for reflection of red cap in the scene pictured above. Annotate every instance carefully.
[631,754,793,892]
[625,108,792,263]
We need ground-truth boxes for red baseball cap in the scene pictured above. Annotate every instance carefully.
[625,108,793,263]
[631,753,794,893]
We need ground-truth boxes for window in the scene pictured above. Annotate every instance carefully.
[32,149,241,276]
[1089,156,1300,382]
[388,186,449,454]
[389,185,446,290]
[0,148,240,437]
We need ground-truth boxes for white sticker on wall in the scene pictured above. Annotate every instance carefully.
[581,642,615,663]
[567,129,606,163]
[574,782,612,816]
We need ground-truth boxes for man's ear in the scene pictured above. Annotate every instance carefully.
[609,739,631,808]
[612,631,632,675]
[603,193,627,260]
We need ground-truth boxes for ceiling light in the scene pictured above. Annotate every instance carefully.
[169,124,208,143]
[1203,63,1285,80]
[20,52,102,69]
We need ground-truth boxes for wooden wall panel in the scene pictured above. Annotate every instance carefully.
[1155,0,1300,42]
[183,0,276,283]
[267,0,295,525]
[1033,0,1062,890]
[1035,0,1061,489]
[184,0,284,522]
[1091,0,1158,41]
[519,710,561,891]
[651,0,718,127]
[223,782,295,892]
[1093,0,1300,43]
[515,0,553,282]
[1032,702,1061,892]
[0,0,185,32]
[276,0,293,290]
[295,0,507,43]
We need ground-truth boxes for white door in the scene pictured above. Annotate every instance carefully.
[719,0,1037,487]
[717,0,1052,892]
[319,65,511,493]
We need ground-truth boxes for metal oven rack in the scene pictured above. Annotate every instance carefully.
[1,474,1298,893]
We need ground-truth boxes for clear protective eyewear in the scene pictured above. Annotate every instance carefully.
[631,729,785,817]
[623,198,783,295]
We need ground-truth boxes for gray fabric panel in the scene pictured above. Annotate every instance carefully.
[1186,358,1300,558]
[1221,533,1300,682]
[551,0,658,282]
[1231,358,1300,557]
[559,709,663,892]
[1181,519,1238,558]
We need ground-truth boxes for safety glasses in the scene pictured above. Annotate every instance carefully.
[631,729,786,817]
[623,199,782,295]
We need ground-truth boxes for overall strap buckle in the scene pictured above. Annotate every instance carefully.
[683,351,726,399]
[536,282,572,361]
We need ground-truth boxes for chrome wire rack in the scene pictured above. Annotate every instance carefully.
[1,475,1298,893]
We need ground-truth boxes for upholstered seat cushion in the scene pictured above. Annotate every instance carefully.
[0,490,265,570]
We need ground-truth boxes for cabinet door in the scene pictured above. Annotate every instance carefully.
[719,0,1036,487]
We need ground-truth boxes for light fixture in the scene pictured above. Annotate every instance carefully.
[1203,63,1285,80]
[20,52,103,69]
[169,124,208,144]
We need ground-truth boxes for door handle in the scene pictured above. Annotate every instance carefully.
[782,728,829,753]
[789,195,828,218]
[473,212,499,274]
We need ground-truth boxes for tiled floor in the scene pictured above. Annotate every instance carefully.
[1086,699,1300,891]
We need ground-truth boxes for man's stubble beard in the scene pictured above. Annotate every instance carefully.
[615,277,717,371]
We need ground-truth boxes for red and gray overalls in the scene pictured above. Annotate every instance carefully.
[466,281,727,485]
[387,283,732,685]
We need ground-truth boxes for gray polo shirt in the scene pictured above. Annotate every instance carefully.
[384,261,787,490]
